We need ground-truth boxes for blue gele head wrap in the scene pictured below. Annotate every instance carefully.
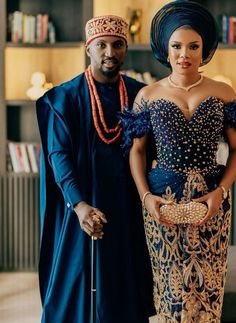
[150,0,219,67]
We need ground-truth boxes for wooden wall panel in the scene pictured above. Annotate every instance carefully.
[5,46,85,100]
[93,0,170,44]
[201,50,236,90]
[50,47,85,85]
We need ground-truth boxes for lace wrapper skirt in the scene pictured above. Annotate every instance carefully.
[144,166,231,323]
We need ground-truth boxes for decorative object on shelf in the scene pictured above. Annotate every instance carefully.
[122,70,155,84]
[142,71,155,85]
[26,72,53,100]
[128,9,142,43]
[48,21,56,44]
[212,74,233,87]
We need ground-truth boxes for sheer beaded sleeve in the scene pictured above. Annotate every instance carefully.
[120,99,151,154]
[224,100,236,130]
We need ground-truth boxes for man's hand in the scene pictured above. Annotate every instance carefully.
[74,201,107,238]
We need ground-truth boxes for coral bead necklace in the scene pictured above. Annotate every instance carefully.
[85,65,128,144]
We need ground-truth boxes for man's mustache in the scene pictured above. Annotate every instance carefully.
[102,58,119,64]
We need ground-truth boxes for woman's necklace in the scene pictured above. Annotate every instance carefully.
[85,65,128,144]
[168,74,203,92]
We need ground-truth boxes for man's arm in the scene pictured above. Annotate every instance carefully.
[37,94,107,238]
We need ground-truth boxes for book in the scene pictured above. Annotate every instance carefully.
[12,11,23,43]
[8,142,20,173]
[14,143,25,172]
[27,143,39,173]
[20,143,31,173]
[229,16,235,44]
[222,15,229,44]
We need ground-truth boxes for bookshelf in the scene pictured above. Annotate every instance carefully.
[0,0,93,271]
[93,0,236,89]
[0,0,6,173]
[2,1,236,173]
[1,0,236,271]
[1,0,93,176]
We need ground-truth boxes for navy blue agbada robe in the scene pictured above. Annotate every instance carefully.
[36,73,155,323]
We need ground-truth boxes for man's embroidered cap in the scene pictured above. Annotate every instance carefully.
[85,15,128,45]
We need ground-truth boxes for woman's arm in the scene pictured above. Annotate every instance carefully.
[129,122,173,226]
[194,127,236,225]
[194,82,236,224]
[129,136,149,200]
[219,127,236,191]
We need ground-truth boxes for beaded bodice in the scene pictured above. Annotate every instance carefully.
[121,96,236,176]
[149,96,225,174]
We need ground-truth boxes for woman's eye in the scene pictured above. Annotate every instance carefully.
[172,44,181,49]
[190,44,199,50]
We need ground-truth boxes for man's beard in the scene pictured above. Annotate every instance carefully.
[100,58,123,79]
[100,66,120,79]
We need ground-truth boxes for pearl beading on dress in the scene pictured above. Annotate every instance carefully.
[149,97,225,176]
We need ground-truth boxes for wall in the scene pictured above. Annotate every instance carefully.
[5,46,85,100]
[93,0,170,44]
[201,49,236,90]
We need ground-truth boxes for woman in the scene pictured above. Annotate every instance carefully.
[121,1,236,322]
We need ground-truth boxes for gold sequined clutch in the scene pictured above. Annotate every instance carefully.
[160,202,208,224]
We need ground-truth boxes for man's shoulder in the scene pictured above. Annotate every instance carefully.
[51,73,85,95]
[122,74,145,90]
[36,73,87,117]
[37,72,86,105]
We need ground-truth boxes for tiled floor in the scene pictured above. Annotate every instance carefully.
[0,246,235,323]
[0,272,157,323]
[0,273,41,323]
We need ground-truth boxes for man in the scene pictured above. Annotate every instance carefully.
[36,15,155,323]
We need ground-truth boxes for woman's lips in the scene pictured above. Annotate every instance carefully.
[178,61,191,68]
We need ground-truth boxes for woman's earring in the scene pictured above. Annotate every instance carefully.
[167,57,170,63]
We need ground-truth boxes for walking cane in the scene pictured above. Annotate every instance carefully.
[91,236,97,323]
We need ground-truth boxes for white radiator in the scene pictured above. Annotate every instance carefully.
[0,174,40,271]
[0,174,235,271]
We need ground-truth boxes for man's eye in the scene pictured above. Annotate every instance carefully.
[97,43,105,48]
[115,42,123,48]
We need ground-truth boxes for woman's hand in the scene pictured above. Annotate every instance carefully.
[74,201,107,238]
[192,187,224,225]
[144,194,174,227]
